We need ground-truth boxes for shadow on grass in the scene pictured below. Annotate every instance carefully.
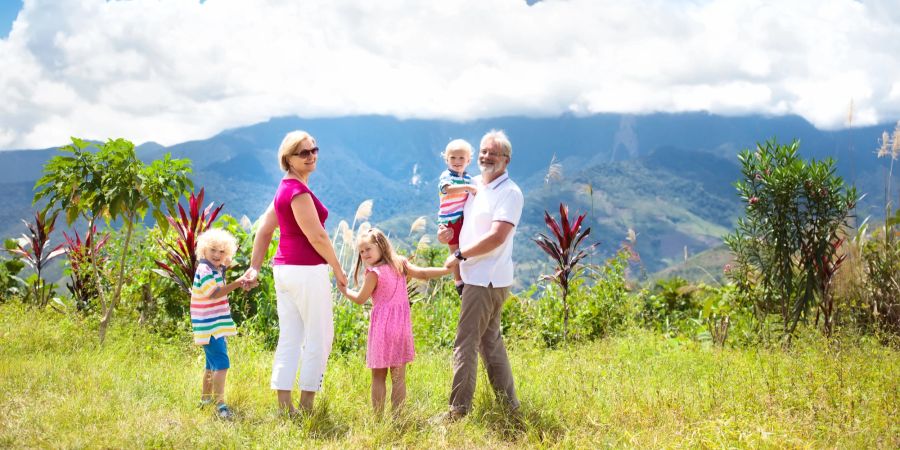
[471,391,565,444]
[292,399,350,440]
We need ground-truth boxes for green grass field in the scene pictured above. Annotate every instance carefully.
[1,303,897,448]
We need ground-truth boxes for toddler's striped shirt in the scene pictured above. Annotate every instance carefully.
[438,169,472,225]
[190,261,237,345]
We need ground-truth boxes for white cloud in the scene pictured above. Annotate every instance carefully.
[0,0,898,149]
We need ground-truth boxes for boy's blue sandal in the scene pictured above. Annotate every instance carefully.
[216,404,234,420]
[198,398,214,408]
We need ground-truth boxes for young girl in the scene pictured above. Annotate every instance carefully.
[338,228,450,415]
[191,228,249,420]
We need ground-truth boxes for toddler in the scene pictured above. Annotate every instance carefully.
[338,228,450,415]
[191,228,248,420]
[437,139,477,294]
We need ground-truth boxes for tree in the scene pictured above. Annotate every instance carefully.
[35,137,192,342]
[724,139,856,340]
[533,203,599,341]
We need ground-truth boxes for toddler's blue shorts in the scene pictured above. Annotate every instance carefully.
[203,336,230,371]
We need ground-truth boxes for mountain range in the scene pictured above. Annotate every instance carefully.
[1,113,896,287]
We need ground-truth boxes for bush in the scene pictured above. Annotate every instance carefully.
[411,279,460,350]
[724,138,856,340]
[572,251,637,340]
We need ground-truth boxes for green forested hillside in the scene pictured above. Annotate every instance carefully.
[1,114,895,284]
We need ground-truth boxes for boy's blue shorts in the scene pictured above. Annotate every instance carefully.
[203,336,230,371]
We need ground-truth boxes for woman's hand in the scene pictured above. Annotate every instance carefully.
[333,268,348,290]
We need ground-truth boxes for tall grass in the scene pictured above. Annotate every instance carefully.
[1,303,897,448]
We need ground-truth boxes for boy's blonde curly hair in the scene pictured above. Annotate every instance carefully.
[196,228,238,266]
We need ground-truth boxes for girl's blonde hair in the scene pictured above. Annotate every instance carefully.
[442,138,473,161]
[196,228,238,266]
[277,130,314,172]
[352,228,405,284]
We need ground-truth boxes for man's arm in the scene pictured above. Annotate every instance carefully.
[444,221,514,268]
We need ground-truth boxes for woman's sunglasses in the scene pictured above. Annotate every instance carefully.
[292,147,319,159]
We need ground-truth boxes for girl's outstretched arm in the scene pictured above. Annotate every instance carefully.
[403,258,452,280]
[339,270,378,305]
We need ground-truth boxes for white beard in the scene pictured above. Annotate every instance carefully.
[479,162,499,178]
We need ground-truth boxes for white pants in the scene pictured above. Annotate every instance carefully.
[270,264,334,392]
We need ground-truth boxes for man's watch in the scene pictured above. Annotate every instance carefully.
[454,249,467,261]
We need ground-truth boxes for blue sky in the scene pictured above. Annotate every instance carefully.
[0,0,22,38]
[0,0,898,150]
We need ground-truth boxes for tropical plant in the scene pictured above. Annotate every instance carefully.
[7,210,66,308]
[62,225,110,312]
[34,137,193,342]
[723,138,856,341]
[1,240,26,301]
[153,188,224,295]
[533,203,599,341]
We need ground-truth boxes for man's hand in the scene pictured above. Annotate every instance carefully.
[437,225,454,244]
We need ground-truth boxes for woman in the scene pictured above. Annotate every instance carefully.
[245,130,348,415]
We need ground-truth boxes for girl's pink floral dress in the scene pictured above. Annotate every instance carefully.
[365,264,415,369]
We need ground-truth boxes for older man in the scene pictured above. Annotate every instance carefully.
[439,129,523,419]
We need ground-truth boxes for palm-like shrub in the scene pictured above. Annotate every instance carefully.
[154,188,224,295]
[7,210,66,307]
[63,226,110,312]
[533,203,599,341]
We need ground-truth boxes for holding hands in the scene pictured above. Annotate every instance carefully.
[334,268,349,293]
[240,267,260,291]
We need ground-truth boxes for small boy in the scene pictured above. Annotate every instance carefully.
[191,228,248,420]
[437,139,478,294]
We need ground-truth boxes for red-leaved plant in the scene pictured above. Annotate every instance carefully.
[533,203,599,341]
[7,210,66,307]
[63,225,110,312]
[154,188,224,294]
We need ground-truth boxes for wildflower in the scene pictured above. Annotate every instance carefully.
[545,154,563,184]
[409,216,427,235]
[723,263,732,274]
[878,131,890,158]
[749,196,759,205]
[354,200,373,223]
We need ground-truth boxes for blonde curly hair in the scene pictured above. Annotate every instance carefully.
[196,228,238,266]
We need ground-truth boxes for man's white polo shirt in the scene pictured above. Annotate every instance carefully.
[459,172,523,288]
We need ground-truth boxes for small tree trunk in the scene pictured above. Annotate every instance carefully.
[99,220,135,344]
[562,285,569,342]
[87,217,109,313]
[138,283,152,325]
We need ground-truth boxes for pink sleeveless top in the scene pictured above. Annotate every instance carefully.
[272,178,328,266]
